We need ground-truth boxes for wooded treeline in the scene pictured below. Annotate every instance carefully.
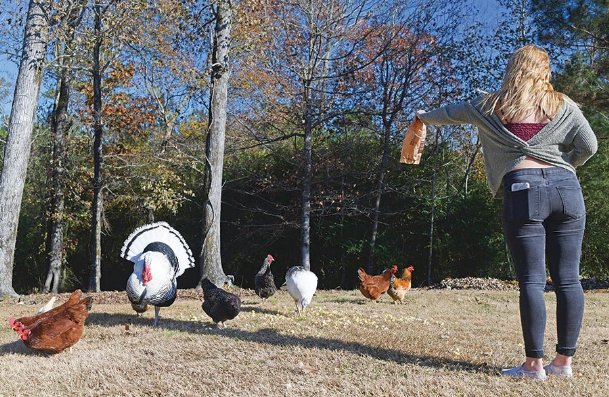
[0,0,607,295]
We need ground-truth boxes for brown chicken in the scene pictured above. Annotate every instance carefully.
[357,265,398,301]
[388,266,414,304]
[9,290,93,354]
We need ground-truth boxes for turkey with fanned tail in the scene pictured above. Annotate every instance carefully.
[121,222,195,326]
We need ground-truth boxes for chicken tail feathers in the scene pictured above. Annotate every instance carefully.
[63,297,93,325]
[121,222,195,277]
[357,268,367,282]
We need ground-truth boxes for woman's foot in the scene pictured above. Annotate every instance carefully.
[544,362,573,378]
[501,365,547,380]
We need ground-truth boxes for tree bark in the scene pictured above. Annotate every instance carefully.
[0,0,50,297]
[44,0,86,294]
[44,66,70,294]
[89,0,104,292]
[366,121,392,273]
[199,0,232,286]
[300,86,313,271]
[461,139,480,195]
[427,129,441,285]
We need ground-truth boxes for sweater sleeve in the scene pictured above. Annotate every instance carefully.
[568,119,598,167]
[416,101,474,126]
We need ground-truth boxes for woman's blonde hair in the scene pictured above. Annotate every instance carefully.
[486,45,564,122]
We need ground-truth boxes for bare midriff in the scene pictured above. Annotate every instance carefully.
[512,156,555,170]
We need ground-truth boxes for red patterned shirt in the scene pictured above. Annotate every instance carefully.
[504,123,547,141]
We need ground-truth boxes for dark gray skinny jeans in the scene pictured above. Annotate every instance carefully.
[502,167,585,359]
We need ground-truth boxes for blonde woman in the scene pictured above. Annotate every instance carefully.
[416,45,597,379]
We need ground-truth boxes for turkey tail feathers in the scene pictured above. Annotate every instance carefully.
[121,222,195,277]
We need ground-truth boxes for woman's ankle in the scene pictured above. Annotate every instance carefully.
[524,357,544,371]
[552,353,572,367]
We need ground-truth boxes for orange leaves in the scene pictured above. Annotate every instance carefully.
[104,64,135,88]
[104,95,156,141]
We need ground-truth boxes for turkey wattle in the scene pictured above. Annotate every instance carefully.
[121,222,195,326]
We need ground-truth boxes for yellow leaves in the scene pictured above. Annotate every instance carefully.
[180,119,209,139]
[137,172,194,214]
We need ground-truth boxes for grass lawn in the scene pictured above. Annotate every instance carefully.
[1,288,608,396]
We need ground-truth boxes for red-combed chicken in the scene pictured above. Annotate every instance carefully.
[255,254,277,300]
[357,265,398,301]
[388,265,414,304]
[8,290,93,354]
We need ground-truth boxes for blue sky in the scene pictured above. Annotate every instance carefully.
[0,55,17,116]
[0,0,504,116]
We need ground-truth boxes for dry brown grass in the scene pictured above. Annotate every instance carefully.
[1,288,608,396]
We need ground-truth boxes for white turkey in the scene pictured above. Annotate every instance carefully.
[285,266,318,315]
[121,222,195,326]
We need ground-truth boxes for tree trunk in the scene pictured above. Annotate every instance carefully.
[427,167,436,286]
[339,175,349,288]
[0,0,50,297]
[427,129,441,286]
[89,0,103,292]
[44,66,70,294]
[366,121,392,273]
[461,139,480,195]
[199,0,232,286]
[300,86,313,271]
[44,1,85,294]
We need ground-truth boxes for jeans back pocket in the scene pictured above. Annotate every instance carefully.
[504,186,541,222]
[556,186,586,219]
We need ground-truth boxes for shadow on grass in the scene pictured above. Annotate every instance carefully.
[205,327,499,374]
[239,305,287,317]
[85,312,499,374]
[323,297,396,305]
[0,340,48,356]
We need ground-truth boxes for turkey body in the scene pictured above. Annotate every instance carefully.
[121,222,195,325]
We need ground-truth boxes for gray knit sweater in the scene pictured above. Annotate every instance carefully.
[417,96,598,197]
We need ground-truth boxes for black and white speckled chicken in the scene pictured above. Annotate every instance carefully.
[254,254,276,299]
[201,278,241,327]
[121,222,195,326]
